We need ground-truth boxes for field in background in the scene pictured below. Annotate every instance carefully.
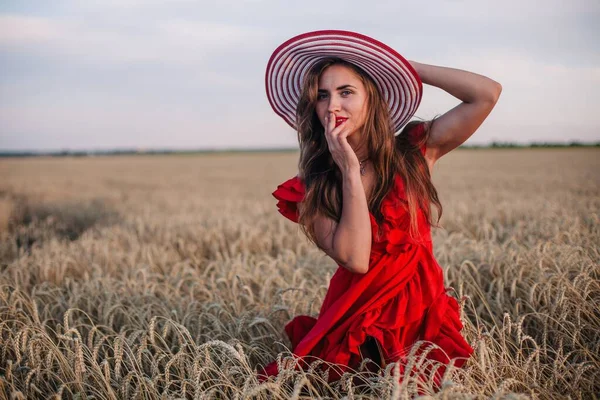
[0,148,598,399]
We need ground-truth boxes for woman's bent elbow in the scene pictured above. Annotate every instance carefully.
[344,259,369,274]
[353,265,369,274]
[333,245,371,274]
[490,81,502,103]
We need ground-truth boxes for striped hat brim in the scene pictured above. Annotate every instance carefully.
[265,30,422,134]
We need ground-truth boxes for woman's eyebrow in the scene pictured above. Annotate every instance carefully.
[318,84,357,93]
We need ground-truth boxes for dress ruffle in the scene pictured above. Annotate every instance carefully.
[262,123,473,383]
[272,175,305,223]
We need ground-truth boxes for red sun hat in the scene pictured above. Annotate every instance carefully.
[265,30,423,134]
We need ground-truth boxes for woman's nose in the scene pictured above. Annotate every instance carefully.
[327,97,340,112]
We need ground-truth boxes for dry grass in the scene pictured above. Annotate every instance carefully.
[0,148,598,399]
[0,197,12,236]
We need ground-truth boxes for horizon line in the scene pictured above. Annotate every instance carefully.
[1,141,599,158]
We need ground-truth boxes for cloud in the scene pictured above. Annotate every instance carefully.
[0,15,62,45]
[0,98,296,151]
[0,13,269,66]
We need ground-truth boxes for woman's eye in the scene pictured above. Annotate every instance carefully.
[317,93,328,100]
[341,90,352,96]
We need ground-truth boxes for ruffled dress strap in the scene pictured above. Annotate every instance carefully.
[407,122,428,156]
[272,175,305,223]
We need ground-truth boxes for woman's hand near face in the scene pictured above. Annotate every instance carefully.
[324,112,360,175]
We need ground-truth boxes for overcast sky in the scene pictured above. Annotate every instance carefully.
[1,0,599,151]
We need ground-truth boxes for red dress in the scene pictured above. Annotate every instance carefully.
[262,124,473,383]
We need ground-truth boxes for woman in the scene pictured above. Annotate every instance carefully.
[261,30,501,383]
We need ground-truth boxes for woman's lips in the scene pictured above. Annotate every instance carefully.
[335,117,348,127]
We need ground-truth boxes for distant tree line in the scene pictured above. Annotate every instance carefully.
[1,142,598,157]
[461,141,600,149]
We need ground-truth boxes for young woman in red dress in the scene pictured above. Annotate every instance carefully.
[261,30,501,384]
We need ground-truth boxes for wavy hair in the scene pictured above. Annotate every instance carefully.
[295,57,442,243]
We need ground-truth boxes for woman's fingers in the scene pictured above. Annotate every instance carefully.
[327,112,337,135]
[323,114,360,171]
[324,114,336,151]
[337,130,356,158]
[324,113,340,151]
[326,112,349,143]
[325,114,346,152]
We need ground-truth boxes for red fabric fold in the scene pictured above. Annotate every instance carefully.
[272,175,305,223]
[407,122,428,156]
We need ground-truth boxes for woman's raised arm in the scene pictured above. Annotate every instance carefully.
[409,61,502,162]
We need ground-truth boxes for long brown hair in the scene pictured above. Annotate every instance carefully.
[295,57,441,243]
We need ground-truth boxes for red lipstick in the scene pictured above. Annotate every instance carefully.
[335,117,348,127]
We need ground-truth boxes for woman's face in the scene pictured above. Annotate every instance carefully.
[315,64,368,137]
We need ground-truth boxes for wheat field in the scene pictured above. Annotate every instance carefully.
[0,148,598,399]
